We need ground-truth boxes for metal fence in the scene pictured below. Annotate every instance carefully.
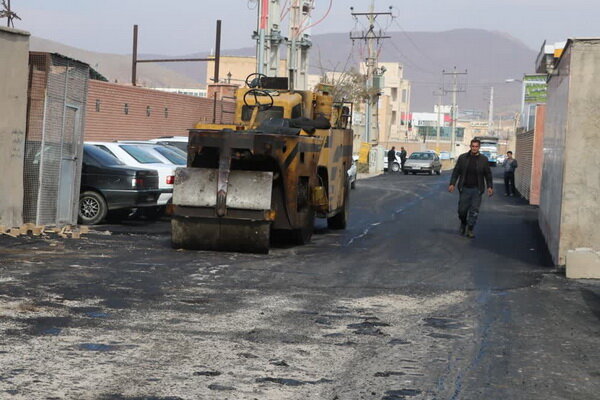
[23,53,89,226]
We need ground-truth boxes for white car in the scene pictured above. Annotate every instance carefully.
[116,141,187,166]
[383,150,403,172]
[147,136,188,152]
[86,141,178,206]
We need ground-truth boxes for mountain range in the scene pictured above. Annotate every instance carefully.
[30,29,538,114]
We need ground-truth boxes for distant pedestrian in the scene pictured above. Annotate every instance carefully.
[502,151,518,196]
[400,147,407,171]
[387,146,396,173]
[448,139,494,238]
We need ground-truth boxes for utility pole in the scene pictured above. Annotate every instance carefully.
[433,89,444,153]
[287,0,313,90]
[350,3,392,144]
[443,67,467,158]
[254,0,284,76]
[487,86,494,136]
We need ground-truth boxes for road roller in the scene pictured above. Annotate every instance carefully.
[171,74,353,253]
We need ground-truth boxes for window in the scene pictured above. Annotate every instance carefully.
[402,89,407,103]
[153,146,186,165]
[391,111,397,124]
[124,103,129,115]
[241,106,284,122]
[95,99,101,112]
[164,107,168,118]
[86,145,124,166]
[391,88,398,102]
[146,106,151,117]
[119,145,162,164]
[409,152,434,160]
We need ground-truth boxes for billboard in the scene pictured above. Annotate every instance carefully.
[524,74,547,104]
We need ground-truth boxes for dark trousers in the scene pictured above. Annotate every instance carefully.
[504,171,516,195]
[401,159,406,171]
[458,187,482,227]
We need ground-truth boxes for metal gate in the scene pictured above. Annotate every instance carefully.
[23,53,89,226]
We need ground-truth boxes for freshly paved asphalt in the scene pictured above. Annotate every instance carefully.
[0,169,599,399]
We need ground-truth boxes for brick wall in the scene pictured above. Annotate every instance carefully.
[84,81,234,142]
[529,105,545,205]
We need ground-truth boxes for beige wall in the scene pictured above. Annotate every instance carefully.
[0,27,30,228]
[540,39,600,266]
[206,56,287,86]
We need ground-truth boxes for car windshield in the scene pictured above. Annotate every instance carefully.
[85,145,124,165]
[119,144,162,164]
[153,146,186,165]
[409,152,434,160]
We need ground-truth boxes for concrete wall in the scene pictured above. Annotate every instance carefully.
[84,80,234,141]
[0,27,30,228]
[540,39,600,266]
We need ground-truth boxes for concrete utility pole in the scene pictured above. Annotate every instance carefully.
[350,2,392,144]
[286,0,313,90]
[487,86,494,136]
[433,89,444,153]
[443,67,467,158]
[255,0,284,76]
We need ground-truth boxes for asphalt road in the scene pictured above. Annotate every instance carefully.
[1,170,599,400]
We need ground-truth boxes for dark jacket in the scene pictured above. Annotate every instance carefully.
[388,149,396,162]
[450,152,493,193]
[400,149,407,161]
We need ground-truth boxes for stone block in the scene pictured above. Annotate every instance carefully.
[566,248,600,279]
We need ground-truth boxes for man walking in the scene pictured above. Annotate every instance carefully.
[400,146,407,172]
[387,146,396,173]
[502,151,518,196]
[448,139,494,238]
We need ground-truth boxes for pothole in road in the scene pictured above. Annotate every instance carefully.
[193,371,221,377]
[207,384,236,391]
[374,371,406,377]
[347,320,390,336]
[388,338,411,345]
[78,343,137,352]
[256,377,333,386]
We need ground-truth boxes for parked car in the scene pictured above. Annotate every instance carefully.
[496,154,507,166]
[86,141,178,207]
[79,144,161,225]
[116,141,187,165]
[347,156,358,189]
[147,136,189,152]
[403,151,442,175]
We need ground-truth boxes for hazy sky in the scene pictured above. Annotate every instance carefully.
[13,0,600,55]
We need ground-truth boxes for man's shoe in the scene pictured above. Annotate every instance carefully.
[465,226,475,238]
[460,223,466,235]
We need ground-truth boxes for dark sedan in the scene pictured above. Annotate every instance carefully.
[79,144,161,224]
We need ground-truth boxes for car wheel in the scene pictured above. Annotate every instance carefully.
[391,163,400,172]
[79,191,107,225]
